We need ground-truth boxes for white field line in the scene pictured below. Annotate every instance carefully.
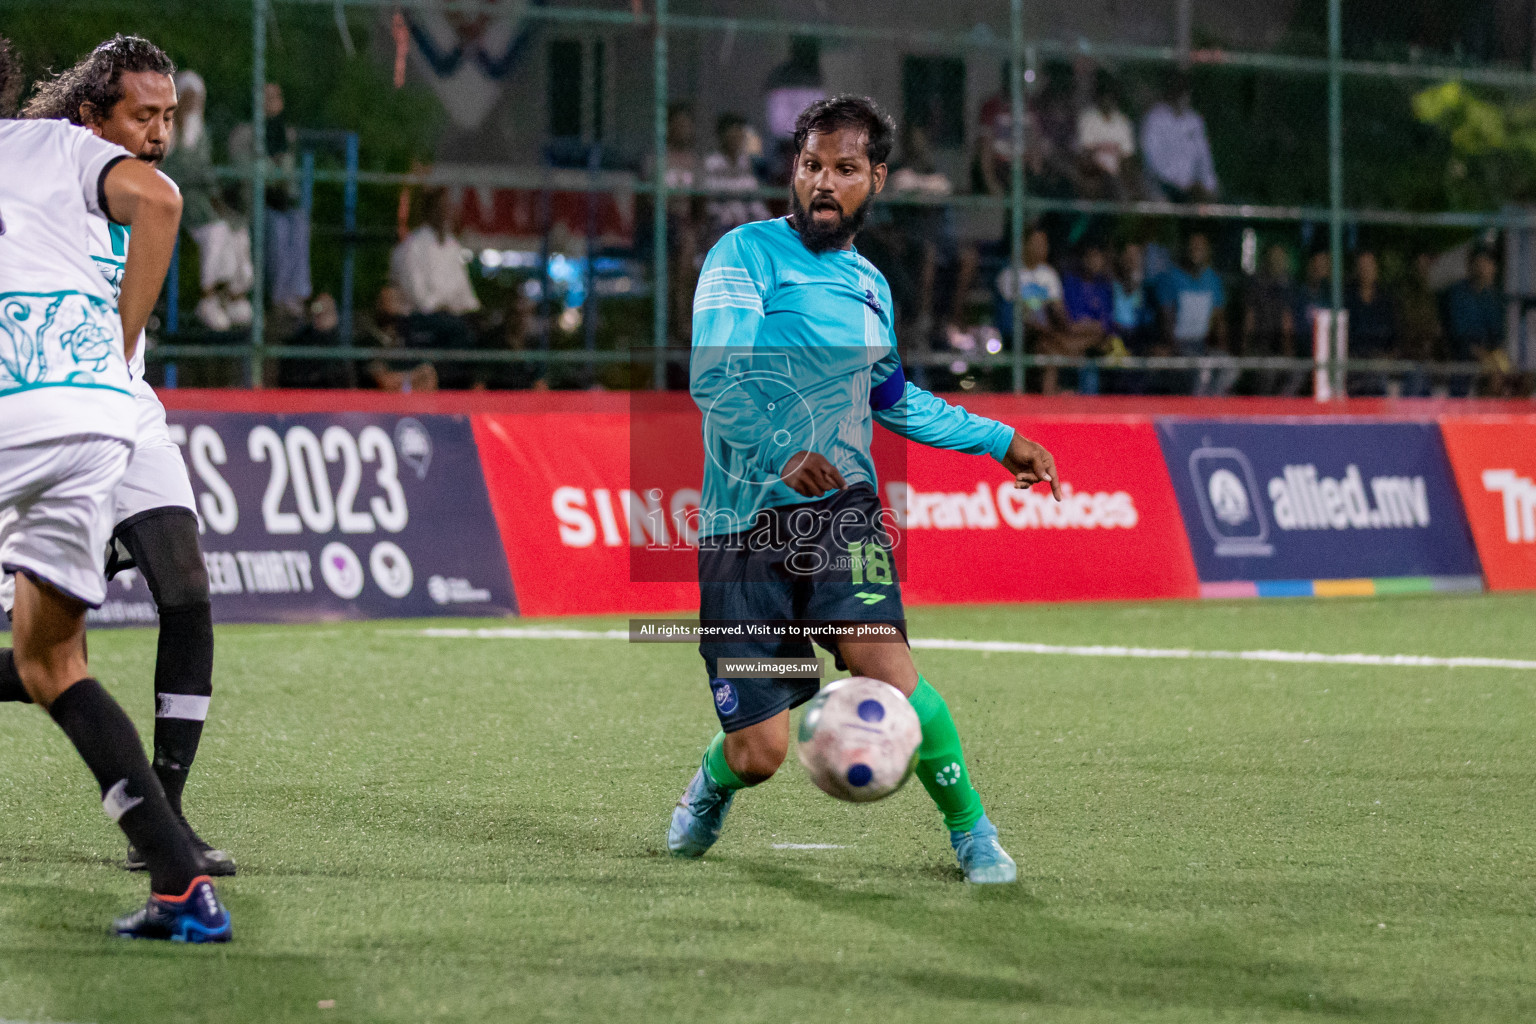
[771,843,845,850]
[412,626,1536,672]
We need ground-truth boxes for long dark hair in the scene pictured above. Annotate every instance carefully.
[0,36,20,118]
[22,34,174,125]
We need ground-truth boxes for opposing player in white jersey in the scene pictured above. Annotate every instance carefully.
[0,35,234,875]
[0,36,230,940]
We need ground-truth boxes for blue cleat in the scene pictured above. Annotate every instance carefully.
[112,875,231,942]
[668,758,736,858]
[950,814,1017,884]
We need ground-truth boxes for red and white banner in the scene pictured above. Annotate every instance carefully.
[472,407,1197,614]
[888,418,1198,604]
[1438,416,1536,591]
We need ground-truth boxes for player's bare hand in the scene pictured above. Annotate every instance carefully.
[780,451,846,497]
[1001,431,1062,500]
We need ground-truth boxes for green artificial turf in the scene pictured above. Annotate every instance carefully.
[1,593,1533,1023]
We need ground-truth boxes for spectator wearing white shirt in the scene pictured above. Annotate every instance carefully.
[1139,72,1218,203]
[1076,70,1137,201]
[701,113,769,251]
[388,187,479,388]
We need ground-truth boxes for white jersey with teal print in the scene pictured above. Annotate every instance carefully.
[0,119,136,448]
[690,217,1013,538]
[87,215,149,381]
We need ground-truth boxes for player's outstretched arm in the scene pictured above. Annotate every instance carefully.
[871,362,1061,501]
[102,159,182,363]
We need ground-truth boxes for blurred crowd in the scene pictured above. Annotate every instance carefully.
[158,46,1529,397]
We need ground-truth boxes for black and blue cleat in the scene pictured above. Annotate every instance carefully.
[113,875,232,943]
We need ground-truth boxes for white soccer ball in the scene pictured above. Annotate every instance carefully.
[796,676,921,803]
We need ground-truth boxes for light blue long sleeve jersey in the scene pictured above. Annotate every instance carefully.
[690,217,1015,539]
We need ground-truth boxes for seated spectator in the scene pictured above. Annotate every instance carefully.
[1293,247,1332,349]
[1153,230,1233,395]
[1345,250,1397,396]
[973,61,1044,200]
[475,292,546,391]
[889,124,978,343]
[1243,241,1304,395]
[1076,70,1137,201]
[701,113,769,251]
[1061,241,1120,394]
[1396,251,1445,395]
[1443,244,1517,396]
[996,226,1105,395]
[162,72,254,333]
[277,293,352,389]
[1029,62,1080,200]
[643,103,701,342]
[1140,71,1218,203]
[389,186,480,388]
[1109,241,1155,393]
[362,285,439,393]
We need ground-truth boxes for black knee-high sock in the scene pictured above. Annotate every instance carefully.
[48,678,200,895]
[116,509,215,821]
[150,603,213,817]
[0,649,32,703]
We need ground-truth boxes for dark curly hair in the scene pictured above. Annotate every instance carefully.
[792,94,896,168]
[21,34,174,125]
[0,36,21,118]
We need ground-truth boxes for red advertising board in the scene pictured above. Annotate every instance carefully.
[890,418,1199,604]
[1438,416,1536,591]
[473,407,1197,614]
[472,412,699,616]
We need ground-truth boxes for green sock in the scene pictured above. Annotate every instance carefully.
[908,676,986,832]
[702,731,747,791]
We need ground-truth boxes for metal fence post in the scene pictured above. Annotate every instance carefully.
[251,0,268,387]
[1327,0,1344,397]
[652,0,669,390]
[1009,0,1028,394]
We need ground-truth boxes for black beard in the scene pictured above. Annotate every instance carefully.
[789,189,872,254]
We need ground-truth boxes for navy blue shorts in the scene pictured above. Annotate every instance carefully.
[697,484,907,732]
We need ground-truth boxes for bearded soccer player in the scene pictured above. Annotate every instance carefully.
[1,35,235,875]
[0,36,230,939]
[667,95,1062,882]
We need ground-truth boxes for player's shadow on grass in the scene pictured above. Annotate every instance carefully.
[729,858,1384,1019]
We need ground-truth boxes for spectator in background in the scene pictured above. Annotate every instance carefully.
[1396,251,1445,395]
[1442,244,1506,395]
[1345,249,1397,395]
[231,83,311,316]
[701,112,769,251]
[974,61,1043,200]
[888,124,978,343]
[996,225,1105,395]
[389,186,479,388]
[644,103,701,342]
[1110,241,1155,392]
[1294,247,1332,348]
[363,285,439,393]
[163,71,254,333]
[1154,230,1233,394]
[763,37,825,185]
[277,293,352,389]
[475,291,544,391]
[1140,71,1218,203]
[1243,241,1303,395]
[1029,62,1080,200]
[1076,70,1137,201]
[1062,241,1119,394]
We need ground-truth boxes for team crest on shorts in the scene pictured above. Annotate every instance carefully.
[711,679,739,715]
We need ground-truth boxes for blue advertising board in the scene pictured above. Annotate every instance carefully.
[90,413,517,626]
[1154,420,1483,592]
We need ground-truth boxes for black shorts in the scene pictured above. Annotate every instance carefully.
[697,484,907,732]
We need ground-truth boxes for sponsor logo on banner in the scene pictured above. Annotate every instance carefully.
[884,481,1138,531]
[1156,420,1481,585]
[90,412,515,625]
[1438,417,1536,591]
